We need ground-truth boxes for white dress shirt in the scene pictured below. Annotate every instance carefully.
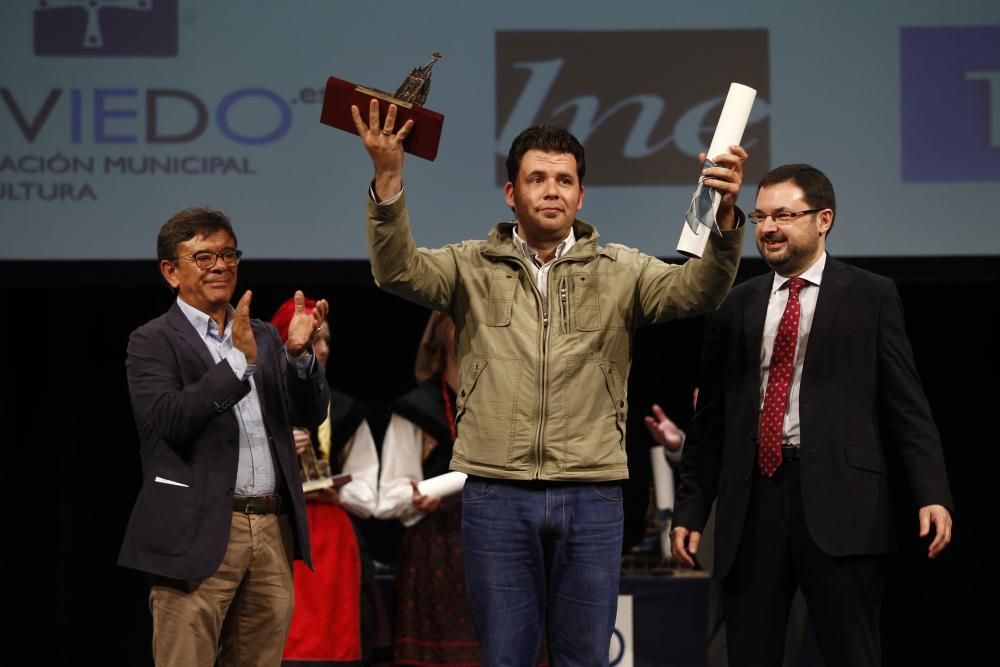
[759,252,827,446]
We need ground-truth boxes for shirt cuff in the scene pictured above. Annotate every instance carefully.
[227,347,254,381]
[368,179,403,206]
[732,206,746,229]
[664,430,686,464]
[286,348,315,379]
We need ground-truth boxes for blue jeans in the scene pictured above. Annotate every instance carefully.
[461,477,624,667]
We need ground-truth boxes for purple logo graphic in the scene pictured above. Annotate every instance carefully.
[901,26,1000,182]
[495,31,770,186]
[34,0,178,57]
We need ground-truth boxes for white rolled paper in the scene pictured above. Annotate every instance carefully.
[649,445,674,557]
[417,470,468,498]
[650,446,675,511]
[650,446,676,558]
[676,82,757,258]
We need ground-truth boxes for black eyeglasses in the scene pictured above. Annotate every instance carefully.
[748,209,823,225]
[176,249,243,269]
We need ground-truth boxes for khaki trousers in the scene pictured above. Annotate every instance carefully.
[149,512,295,667]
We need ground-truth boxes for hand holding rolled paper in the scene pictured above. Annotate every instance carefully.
[412,474,469,514]
[677,82,756,258]
[410,480,442,513]
[412,471,471,513]
[697,145,748,231]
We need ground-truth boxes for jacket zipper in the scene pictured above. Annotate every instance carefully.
[532,259,574,479]
[487,249,579,480]
[559,278,569,334]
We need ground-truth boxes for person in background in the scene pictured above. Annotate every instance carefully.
[271,296,385,666]
[374,312,487,666]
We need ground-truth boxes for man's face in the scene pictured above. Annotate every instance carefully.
[160,230,238,314]
[753,181,831,276]
[504,150,585,243]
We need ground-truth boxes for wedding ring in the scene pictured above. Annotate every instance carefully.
[381,129,392,135]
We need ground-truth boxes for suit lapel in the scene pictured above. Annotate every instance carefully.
[803,257,853,375]
[743,274,772,410]
[251,321,271,408]
[166,302,216,372]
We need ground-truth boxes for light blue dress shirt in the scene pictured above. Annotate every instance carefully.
[176,297,312,496]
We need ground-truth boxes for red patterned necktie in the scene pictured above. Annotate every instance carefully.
[758,277,806,477]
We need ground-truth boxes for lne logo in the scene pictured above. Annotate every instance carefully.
[495,30,771,186]
[33,0,178,57]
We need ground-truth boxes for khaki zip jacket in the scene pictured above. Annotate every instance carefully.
[368,194,743,481]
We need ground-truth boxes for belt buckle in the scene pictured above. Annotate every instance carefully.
[233,493,281,514]
[234,495,258,514]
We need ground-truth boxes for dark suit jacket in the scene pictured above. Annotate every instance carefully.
[675,257,953,580]
[118,302,329,581]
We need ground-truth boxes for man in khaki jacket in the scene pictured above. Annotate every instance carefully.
[351,99,748,666]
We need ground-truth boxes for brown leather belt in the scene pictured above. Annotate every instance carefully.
[233,493,282,514]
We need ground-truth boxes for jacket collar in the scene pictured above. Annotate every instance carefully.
[165,301,217,372]
[742,255,854,396]
[482,219,615,262]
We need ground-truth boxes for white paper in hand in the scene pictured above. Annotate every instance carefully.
[417,471,468,497]
[677,83,757,258]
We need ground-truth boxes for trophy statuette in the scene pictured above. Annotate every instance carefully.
[321,52,446,160]
[298,430,352,493]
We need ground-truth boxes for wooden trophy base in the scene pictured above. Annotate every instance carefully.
[302,472,352,494]
[320,76,444,161]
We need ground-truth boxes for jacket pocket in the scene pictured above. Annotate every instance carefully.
[599,362,627,449]
[487,270,517,326]
[557,358,626,471]
[573,273,601,331]
[455,355,525,468]
[455,356,489,425]
[130,471,196,556]
[843,445,887,475]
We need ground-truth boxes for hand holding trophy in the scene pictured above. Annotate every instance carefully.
[321,52,446,161]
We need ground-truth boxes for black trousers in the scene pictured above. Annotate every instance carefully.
[721,459,885,667]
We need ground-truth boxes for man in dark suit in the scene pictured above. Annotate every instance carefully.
[672,164,953,667]
[118,207,330,666]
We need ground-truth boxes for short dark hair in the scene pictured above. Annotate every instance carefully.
[505,125,586,184]
[156,207,237,262]
[757,164,836,219]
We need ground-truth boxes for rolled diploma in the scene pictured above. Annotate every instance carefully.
[650,446,675,511]
[676,82,757,258]
[417,470,468,497]
[650,446,676,557]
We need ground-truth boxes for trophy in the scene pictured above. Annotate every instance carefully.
[392,51,441,106]
[321,52,445,161]
[298,431,352,493]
